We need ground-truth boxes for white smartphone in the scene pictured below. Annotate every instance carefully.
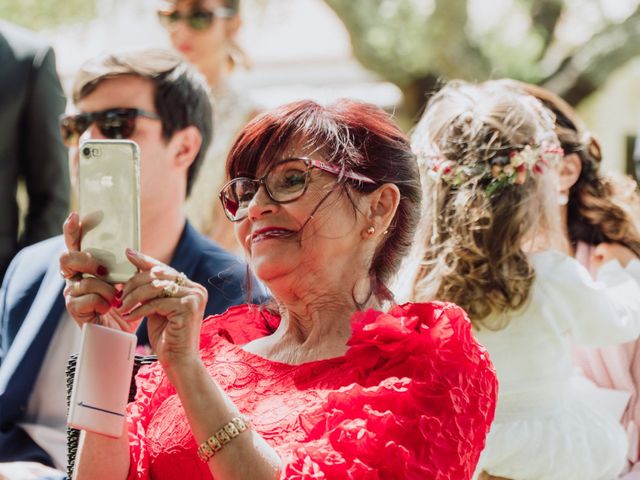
[78,139,141,284]
[67,323,137,438]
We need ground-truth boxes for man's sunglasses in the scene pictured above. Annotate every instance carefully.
[59,108,161,147]
[219,157,376,222]
[157,8,235,31]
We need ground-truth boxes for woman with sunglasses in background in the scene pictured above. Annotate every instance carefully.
[62,99,497,479]
[158,0,258,251]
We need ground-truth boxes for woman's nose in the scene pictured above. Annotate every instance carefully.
[169,20,191,41]
[246,185,277,220]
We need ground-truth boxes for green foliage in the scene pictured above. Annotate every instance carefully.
[325,0,555,85]
[324,0,640,116]
[469,3,547,83]
[0,0,96,31]
[326,0,491,86]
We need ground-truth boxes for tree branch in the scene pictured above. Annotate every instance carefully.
[526,0,564,57]
[542,6,640,105]
[323,0,491,86]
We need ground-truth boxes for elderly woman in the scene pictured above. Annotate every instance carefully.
[61,99,497,479]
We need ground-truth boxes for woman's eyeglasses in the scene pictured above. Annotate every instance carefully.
[219,157,376,222]
[157,8,235,31]
[59,108,161,147]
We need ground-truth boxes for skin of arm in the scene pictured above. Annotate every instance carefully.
[120,248,283,480]
[72,317,283,480]
[73,431,130,480]
[165,357,282,480]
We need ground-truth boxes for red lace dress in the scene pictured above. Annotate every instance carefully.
[126,302,497,480]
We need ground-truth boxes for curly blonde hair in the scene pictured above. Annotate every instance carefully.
[410,80,564,329]
[507,81,640,257]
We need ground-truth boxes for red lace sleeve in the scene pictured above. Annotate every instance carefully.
[124,307,272,480]
[278,302,497,480]
[125,361,173,480]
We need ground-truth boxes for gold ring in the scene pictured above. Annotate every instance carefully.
[175,272,187,286]
[60,269,75,280]
[161,281,179,298]
[66,280,82,295]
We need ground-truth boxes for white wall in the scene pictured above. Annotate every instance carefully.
[578,58,640,174]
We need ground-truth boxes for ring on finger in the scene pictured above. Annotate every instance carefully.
[65,279,82,295]
[175,272,187,286]
[60,269,76,280]
[161,281,180,298]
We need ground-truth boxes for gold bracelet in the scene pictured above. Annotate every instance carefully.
[197,416,250,462]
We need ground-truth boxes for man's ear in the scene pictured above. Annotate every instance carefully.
[171,125,202,170]
[364,183,401,235]
[558,153,582,193]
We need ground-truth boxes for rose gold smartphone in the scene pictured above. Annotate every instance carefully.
[78,139,140,283]
[67,323,137,438]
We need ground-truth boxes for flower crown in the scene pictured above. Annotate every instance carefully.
[425,143,564,196]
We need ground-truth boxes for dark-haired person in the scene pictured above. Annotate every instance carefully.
[158,0,258,251]
[0,49,261,476]
[0,20,70,283]
[511,80,640,477]
[63,99,497,480]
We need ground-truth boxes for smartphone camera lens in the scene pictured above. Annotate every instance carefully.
[82,147,91,157]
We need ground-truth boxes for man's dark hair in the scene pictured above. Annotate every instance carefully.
[72,48,212,196]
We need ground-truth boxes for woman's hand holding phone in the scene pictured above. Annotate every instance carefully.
[61,212,139,334]
[61,212,209,370]
[118,249,208,370]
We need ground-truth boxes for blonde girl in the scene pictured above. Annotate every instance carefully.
[409,80,640,480]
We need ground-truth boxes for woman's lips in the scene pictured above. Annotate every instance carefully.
[249,227,296,244]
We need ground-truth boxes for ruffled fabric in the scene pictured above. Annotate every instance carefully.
[474,250,640,479]
[574,243,640,476]
[279,303,497,480]
[125,303,496,480]
[478,393,628,479]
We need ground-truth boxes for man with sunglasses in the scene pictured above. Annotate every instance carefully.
[0,21,70,284]
[0,49,262,476]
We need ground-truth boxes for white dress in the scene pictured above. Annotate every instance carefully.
[474,251,640,480]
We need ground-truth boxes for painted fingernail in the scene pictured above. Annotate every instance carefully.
[112,298,123,308]
[97,265,108,276]
[114,290,123,298]
[126,248,137,256]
